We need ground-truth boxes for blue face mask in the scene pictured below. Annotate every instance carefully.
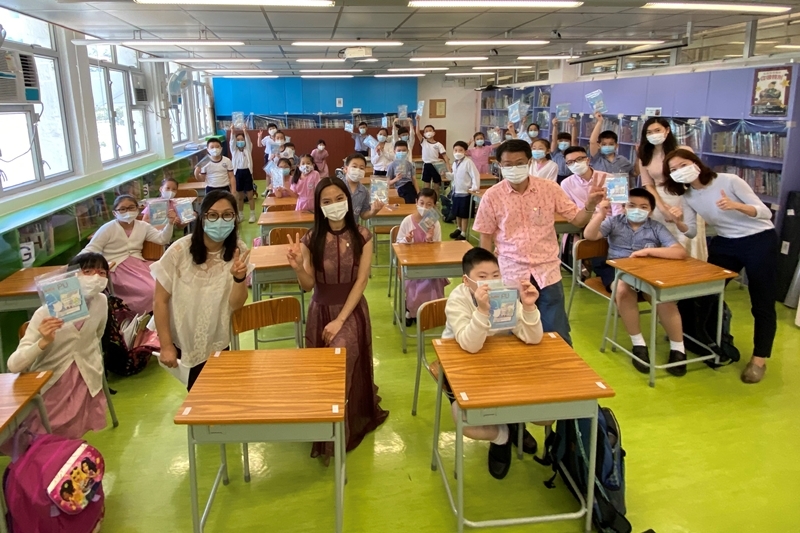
[204,219,235,243]
[600,145,615,156]
[395,151,408,160]
[626,208,649,224]
[475,139,485,146]
[400,135,409,142]
[281,167,291,176]
[528,129,539,138]
[532,149,546,160]
[558,141,570,151]
[236,141,246,149]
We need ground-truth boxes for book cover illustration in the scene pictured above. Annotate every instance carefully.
[35,269,90,323]
[268,140,281,156]
[508,100,521,124]
[398,105,408,119]
[418,207,440,233]
[174,199,196,224]
[585,89,608,113]
[344,122,354,133]
[556,103,571,120]
[606,175,629,203]
[270,166,286,191]
[487,128,502,145]
[417,100,425,117]
[371,178,389,204]
[364,135,379,150]
[488,288,519,331]
[381,116,388,128]
[232,111,245,130]
[148,199,169,226]
[432,160,447,177]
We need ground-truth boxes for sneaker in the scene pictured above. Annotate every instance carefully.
[508,423,538,455]
[631,345,650,374]
[449,228,462,239]
[249,212,256,224]
[487,440,512,480]
[741,361,766,384]
[667,350,687,377]
[238,213,244,222]
[454,234,467,241]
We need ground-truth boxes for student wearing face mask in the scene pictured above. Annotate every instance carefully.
[467,131,494,174]
[152,191,251,391]
[638,117,707,260]
[664,149,777,384]
[392,118,416,152]
[505,120,540,143]
[311,139,330,178]
[228,124,256,223]
[283,154,321,212]
[281,142,300,168]
[550,116,578,183]
[342,153,384,221]
[396,189,449,326]
[370,127,395,176]
[286,177,388,460]
[272,158,295,199]
[142,177,187,231]
[194,138,236,196]
[386,141,419,204]
[584,188,689,376]
[5,252,112,454]
[82,195,175,315]
[449,141,481,241]
[415,117,451,196]
[439,247,543,479]
[588,111,634,177]
[528,139,558,181]
[352,121,370,156]
[473,140,603,345]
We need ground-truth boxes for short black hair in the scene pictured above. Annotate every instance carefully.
[358,121,368,127]
[418,187,438,203]
[563,146,586,158]
[423,124,435,131]
[206,137,222,147]
[495,139,532,162]
[556,131,572,141]
[397,126,410,135]
[394,140,408,150]
[317,139,326,145]
[345,153,366,166]
[273,130,285,137]
[598,130,618,143]
[629,187,656,210]
[473,131,485,139]
[267,123,278,129]
[461,247,499,276]
[453,140,469,151]
[284,142,295,149]
[68,252,109,274]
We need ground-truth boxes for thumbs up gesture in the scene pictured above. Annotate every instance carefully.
[716,189,739,211]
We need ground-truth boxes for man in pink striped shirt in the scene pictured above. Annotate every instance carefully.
[473,140,604,345]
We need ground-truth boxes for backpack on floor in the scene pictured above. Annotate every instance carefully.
[677,297,740,366]
[535,407,632,533]
[102,295,158,377]
[4,434,105,533]
[441,192,456,224]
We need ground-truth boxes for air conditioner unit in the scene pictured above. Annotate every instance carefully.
[0,49,41,105]
[130,72,148,104]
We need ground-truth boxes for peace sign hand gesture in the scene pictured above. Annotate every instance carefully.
[230,247,251,280]
[286,233,303,271]
[587,174,606,210]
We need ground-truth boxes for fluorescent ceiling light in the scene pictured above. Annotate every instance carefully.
[375,74,425,77]
[444,72,482,76]
[517,55,578,60]
[409,56,487,62]
[221,75,279,78]
[204,69,273,73]
[292,41,403,47]
[775,44,800,49]
[73,39,244,47]
[299,69,363,73]
[587,40,665,45]
[642,2,790,13]
[300,75,354,78]
[135,0,333,5]
[139,58,260,63]
[445,40,549,46]
[295,58,347,63]
[356,58,379,62]
[472,65,532,69]
[387,67,449,71]
[410,1,583,6]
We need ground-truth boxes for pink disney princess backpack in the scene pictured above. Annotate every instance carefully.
[4,434,105,533]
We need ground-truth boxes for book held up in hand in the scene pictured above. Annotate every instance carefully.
[270,166,286,191]
[35,269,90,323]
[148,199,169,226]
[556,103,571,120]
[418,208,440,233]
[344,122,354,133]
[398,105,408,119]
[585,89,608,113]
[364,135,379,150]
[508,100,521,124]
[606,174,629,204]
[371,178,389,204]
[488,288,519,331]
[174,198,196,224]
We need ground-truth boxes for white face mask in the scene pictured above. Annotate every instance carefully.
[646,132,666,146]
[161,190,175,200]
[115,210,138,224]
[321,200,348,221]
[417,206,429,217]
[377,134,387,143]
[467,276,504,291]
[317,145,325,151]
[208,148,221,157]
[670,164,701,184]
[453,152,465,160]
[268,128,277,136]
[501,165,529,184]
[359,128,367,134]
[300,164,312,174]
[284,148,295,157]
[424,131,435,139]
[78,274,108,298]
[568,161,589,176]
[347,168,365,182]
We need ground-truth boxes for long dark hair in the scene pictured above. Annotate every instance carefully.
[309,177,364,272]
[190,190,239,265]
[638,117,677,166]
[291,154,316,185]
[662,148,717,196]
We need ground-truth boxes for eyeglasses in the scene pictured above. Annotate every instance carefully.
[566,156,589,164]
[115,206,138,214]
[204,212,236,222]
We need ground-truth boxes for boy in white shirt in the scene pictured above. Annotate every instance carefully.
[229,124,256,223]
[448,141,481,241]
[441,247,543,479]
[194,138,235,196]
[415,117,450,196]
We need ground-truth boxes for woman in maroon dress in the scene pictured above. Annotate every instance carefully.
[286,176,388,460]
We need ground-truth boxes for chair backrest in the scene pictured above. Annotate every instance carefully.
[573,238,609,262]
[266,204,295,212]
[142,240,166,261]
[417,298,448,334]
[19,321,29,340]
[389,225,400,245]
[268,227,309,245]
[230,297,303,349]
[175,189,198,199]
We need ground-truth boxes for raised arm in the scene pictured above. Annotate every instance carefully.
[415,116,423,142]
[569,117,578,145]
[589,111,603,157]
[144,219,174,245]
[583,201,609,241]
[550,116,559,153]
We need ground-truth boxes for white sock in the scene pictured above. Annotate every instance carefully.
[669,340,685,353]
[630,333,646,347]
[491,425,509,445]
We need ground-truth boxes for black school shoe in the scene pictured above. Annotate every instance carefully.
[508,423,538,455]
[454,234,467,241]
[449,228,462,239]
[631,345,651,374]
[487,439,512,480]
[667,350,687,377]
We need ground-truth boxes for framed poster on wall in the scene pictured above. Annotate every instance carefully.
[430,99,446,118]
[751,66,791,117]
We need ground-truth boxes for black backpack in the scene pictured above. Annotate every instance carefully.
[536,407,632,533]
[677,297,740,366]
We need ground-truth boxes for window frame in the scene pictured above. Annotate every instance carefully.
[167,62,192,145]
[0,106,46,196]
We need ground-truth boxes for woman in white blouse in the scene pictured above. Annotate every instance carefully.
[151,190,251,390]
[82,194,175,315]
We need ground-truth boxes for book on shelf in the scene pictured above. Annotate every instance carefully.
[710,131,785,159]
[536,110,551,127]
[19,221,55,257]
[35,269,90,323]
[713,165,781,198]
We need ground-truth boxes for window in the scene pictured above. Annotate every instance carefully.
[87,43,113,63]
[132,109,147,153]
[90,66,115,162]
[110,69,133,158]
[116,46,139,68]
[194,72,212,137]
[34,57,71,177]
[167,63,190,143]
[0,7,53,49]
[0,112,39,190]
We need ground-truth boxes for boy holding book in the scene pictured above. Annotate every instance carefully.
[386,140,419,204]
[550,116,578,183]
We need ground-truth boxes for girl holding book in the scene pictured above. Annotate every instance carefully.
[142,177,188,231]
[370,127,395,176]
[284,154,321,212]
[271,158,294,198]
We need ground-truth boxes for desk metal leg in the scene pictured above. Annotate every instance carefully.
[220,444,229,485]
[242,444,251,482]
[584,412,599,533]
[648,297,658,388]
[600,270,622,353]
[455,405,465,533]
[334,420,344,533]
[32,394,52,434]
[466,195,475,243]
[431,370,444,471]
[103,374,119,428]
[188,428,201,533]
[716,291,725,346]
[399,270,408,353]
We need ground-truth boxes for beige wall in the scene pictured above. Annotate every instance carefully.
[416,74,481,147]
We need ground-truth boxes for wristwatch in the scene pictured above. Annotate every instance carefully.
[233,275,246,284]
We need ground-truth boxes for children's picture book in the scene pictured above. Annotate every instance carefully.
[487,128,503,145]
[556,103,571,120]
[508,100,521,124]
[344,122,353,133]
[148,199,169,226]
[364,135,379,150]
[232,111,245,130]
[398,105,408,119]
[606,174,629,203]
[268,140,281,156]
[418,207,440,233]
[284,135,291,143]
[270,166,286,191]
[432,160,447,177]
[416,100,425,117]
[488,288,519,331]
[371,177,389,204]
[174,198,197,224]
[35,269,90,323]
[585,89,608,113]
[381,116,388,128]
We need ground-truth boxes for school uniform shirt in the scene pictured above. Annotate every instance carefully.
[551,151,569,176]
[83,219,173,273]
[451,157,480,195]
[421,139,446,164]
[396,215,442,243]
[467,145,494,174]
[441,283,543,354]
[392,131,415,152]
[352,133,368,151]
[349,182,371,219]
[370,144,395,172]
[590,152,632,177]
[680,173,774,239]
[9,294,108,396]
[600,215,678,260]
[260,136,277,156]
[529,159,559,182]
[200,157,233,188]
[472,178,580,289]
[387,159,416,189]
[229,134,253,173]
[290,170,321,212]
[560,170,623,215]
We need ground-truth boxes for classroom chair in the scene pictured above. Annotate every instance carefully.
[229,298,303,483]
[412,298,447,416]
[18,322,119,429]
[566,238,611,317]
[141,241,165,261]
[268,227,309,246]
[387,225,400,298]
[265,204,294,213]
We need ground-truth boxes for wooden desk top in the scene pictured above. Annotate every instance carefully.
[469,187,493,198]
[258,211,314,226]
[0,266,62,298]
[392,240,474,267]
[374,204,417,219]
[0,372,53,433]
[479,173,498,181]
[606,257,738,289]
[262,197,297,209]
[178,182,206,190]
[250,244,292,270]
[433,336,614,409]
[174,350,345,425]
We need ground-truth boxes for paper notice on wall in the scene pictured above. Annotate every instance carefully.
[781,241,790,254]
[20,242,35,268]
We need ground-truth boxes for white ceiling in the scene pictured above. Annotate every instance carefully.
[2,0,800,74]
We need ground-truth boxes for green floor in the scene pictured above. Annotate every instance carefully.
[21,207,800,532]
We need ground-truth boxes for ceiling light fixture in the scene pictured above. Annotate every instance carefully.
[409,56,487,62]
[587,40,665,45]
[300,75,354,78]
[292,41,403,47]
[387,67,450,71]
[375,73,425,77]
[445,40,549,46]
[517,55,578,59]
[204,69,273,73]
[356,58,379,62]
[221,75,280,78]
[472,65,532,69]
[444,72,482,76]
[299,69,363,73]
[409,1,583,7]
[641,2,790,14]
[135,0,333,5]
[295,58,347,63]
[139,57,260,63]
[775,44,800,49]
[72,39,244,47]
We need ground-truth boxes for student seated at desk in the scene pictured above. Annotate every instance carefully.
[286,177,389,461]
[387,140,419,205]
[271,158,294,198]
[396,189,449,327]
[82,194,174,315]
[440,247,543,479]
[529,139,558,182]
[311,139,329,178]
[448,141,480,241]
[194,138,235,196]
[5,253,110,454]
[584,188,688,376]
[141,177,187,232]
[342,153,384,222]
[281,154,321,212]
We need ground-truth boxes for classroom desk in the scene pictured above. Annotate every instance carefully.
[431,335,614,533]
[478,173,499,188]
[369,204,418,267]
[174,349,346,533]
[0,266,62,372]
[179,181,208,197]
[258,211,314,238]
[601,257,738,387]
[261,196,297,212]
[249,244,296,301]
[392,240,473,353]
[0,371,54,533]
